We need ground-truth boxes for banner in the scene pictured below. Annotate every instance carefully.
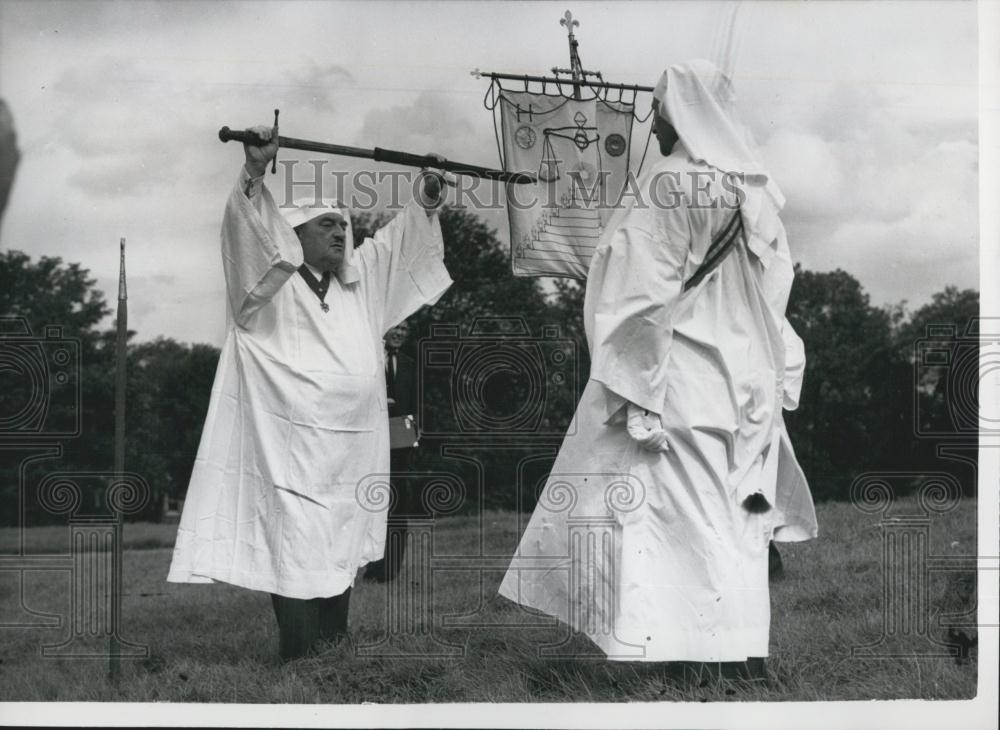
[499,91,635,279]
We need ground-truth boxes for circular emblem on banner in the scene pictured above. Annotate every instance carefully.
[515,125,536,150]
[605,133,627,157]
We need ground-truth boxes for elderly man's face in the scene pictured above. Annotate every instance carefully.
[296,213,347,272]
[651,100,679,157]
[384,323,409,350]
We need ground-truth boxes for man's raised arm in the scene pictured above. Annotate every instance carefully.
[354,162,453,335]
[221,123,303,327]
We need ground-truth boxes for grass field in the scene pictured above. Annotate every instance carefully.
[0,496,978,703]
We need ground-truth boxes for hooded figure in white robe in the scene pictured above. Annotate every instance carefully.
[498,60,817,663]
[167,143,452,601]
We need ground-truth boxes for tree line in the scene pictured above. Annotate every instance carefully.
[0,207,979,524]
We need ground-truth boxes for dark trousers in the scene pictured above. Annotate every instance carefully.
[269,588,351,660]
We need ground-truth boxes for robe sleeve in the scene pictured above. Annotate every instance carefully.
[583,173,691,420]
[781,319,806,410]
[220,166,303,328]
[354,201,453,336]
[766,221,806,411]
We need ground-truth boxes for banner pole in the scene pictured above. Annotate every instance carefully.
[109,237,127,683]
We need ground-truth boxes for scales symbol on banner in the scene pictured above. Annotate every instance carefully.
[538,111,599,183]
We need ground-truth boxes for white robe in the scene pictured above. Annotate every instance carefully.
[167,169,452,599]
[498,148,817,662]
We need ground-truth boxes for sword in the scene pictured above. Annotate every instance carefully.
[219,114,535,185]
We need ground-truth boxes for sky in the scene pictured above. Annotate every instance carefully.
[0,0,979,346]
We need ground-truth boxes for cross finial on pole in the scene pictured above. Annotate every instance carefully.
[560,9,579,36]
[560,10,583,99]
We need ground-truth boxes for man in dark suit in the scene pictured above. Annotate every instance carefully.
[365,320,419,582]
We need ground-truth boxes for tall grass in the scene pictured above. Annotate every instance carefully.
[0,496,977,702]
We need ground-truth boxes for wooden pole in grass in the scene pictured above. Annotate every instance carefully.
[110,237,127,682]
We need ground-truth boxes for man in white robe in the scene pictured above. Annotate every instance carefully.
[499,61,817,671]
[167,122,453,659]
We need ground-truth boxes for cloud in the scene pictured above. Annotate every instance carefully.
[737,70,979,308]
[761,129,847,221]
[44,54,356,200]
[43,57,206,197]
[0,0,980,346]
[359,91,476,160]
[780,132,978,306]
[754,99,974,295]
[277,61,354,113]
